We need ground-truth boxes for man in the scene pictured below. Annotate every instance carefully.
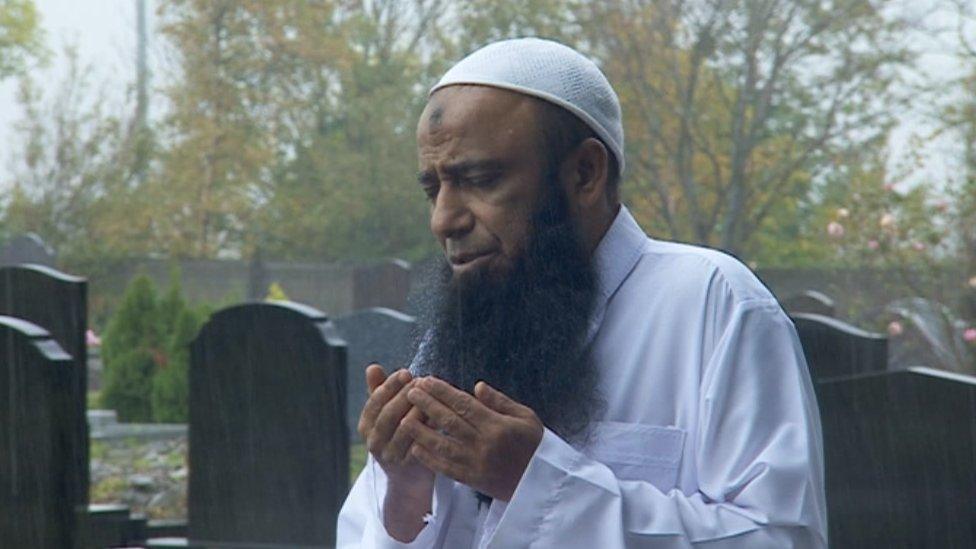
[337,38,827,548]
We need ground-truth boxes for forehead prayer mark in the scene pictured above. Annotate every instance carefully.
[427,103,445,130]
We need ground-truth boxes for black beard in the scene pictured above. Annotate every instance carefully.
[414,178,603,447]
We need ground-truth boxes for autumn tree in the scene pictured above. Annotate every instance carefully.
[1,0,932,272]
[147,0,450,261]
[816,0,976,372]
[0,0,44,243]
[0,0,44,81]
[3,44,149,268]
[580,0,913,259]
[146,0,284,258]
[255,0,448,261]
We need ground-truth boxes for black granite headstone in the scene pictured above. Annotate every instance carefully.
[0,264,89,544]
[782,290,836,317]
[353,259,411,311]
[0,316,76,548]
[188,301,348,548]
[793,313,887,380]
[816,367,976,547]
[334,307,417,441]
[795,314,976,546]
[0,233,56,266]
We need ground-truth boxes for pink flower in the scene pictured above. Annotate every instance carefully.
[827,221,845,238]
[887,321,903,337]
[86,329,101,347]
[964,328,976,343]
[912,241,926,252]
[883,182,896,192]
[867,240,880,250]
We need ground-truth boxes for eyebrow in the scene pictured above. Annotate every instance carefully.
[417,159,507,185]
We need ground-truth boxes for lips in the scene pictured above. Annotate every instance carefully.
[449,251,495,266]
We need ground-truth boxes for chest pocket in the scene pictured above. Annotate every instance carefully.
[584,421,686,493]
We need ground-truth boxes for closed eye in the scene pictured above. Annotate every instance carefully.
[459,173,500,189]
[421,183,439,201]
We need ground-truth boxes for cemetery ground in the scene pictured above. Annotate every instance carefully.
[88,421,368,521]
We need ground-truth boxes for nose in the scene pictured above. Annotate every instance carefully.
[430,183,474,241]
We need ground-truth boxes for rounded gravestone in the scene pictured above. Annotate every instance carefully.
[188,300,348,548]
[334,307,417,441]
[0,316,77,549]
[0,233,57,267]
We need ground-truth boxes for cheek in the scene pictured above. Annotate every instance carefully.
[488,210,534,258]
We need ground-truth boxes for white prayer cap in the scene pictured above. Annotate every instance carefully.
[430,37,625,175]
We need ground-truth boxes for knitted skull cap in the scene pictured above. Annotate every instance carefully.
[430,37,625,175]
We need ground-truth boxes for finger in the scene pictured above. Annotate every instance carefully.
[384,406,426,463]
[410,443,466,484]
[358,369,410,439]
[474,381,528,417]
[365,363,387,394]
[407,385,478,441]
[419,377,492,425]
[373,383,419,460]
[402,417,468,481]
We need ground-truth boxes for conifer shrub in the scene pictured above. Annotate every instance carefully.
[101,269,209,423]
[101,275,161,422]
[151,307,206,422]
[102,348,156,421]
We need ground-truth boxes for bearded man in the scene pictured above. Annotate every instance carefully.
[337,38,827,548]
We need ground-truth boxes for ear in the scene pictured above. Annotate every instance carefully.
[563,137,610,210]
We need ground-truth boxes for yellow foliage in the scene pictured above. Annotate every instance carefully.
[265,281,289,302]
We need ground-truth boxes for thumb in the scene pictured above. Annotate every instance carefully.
[475,381,524,416]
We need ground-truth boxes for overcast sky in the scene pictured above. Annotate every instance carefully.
[0,0,970,190]
[0,0,163,186]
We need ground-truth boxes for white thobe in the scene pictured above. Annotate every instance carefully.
[337,205,827,548]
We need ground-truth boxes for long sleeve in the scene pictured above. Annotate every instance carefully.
[337,458,456,548]
[483,300,827,548]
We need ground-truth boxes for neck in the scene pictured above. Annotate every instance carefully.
[583,202,620,257]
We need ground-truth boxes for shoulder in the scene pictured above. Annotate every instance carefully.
[634,238,778,308]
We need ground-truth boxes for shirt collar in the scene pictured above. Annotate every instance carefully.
[585,205,647,344]
[593,204,647,302]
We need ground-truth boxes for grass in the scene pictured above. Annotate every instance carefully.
[90,475,127,503]
[87,390,102,409]
[350,443,366,483]
[90,440,108,461]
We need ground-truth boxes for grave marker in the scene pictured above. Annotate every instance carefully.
[816,368,976,547]
[186,301,348,548]
[353,259,411,312]
[793,312,887,380]
[0,264,89,543]
[795,315,976,547]
[0,233,56,267]
[0,316,76,548]
[782,290,836,317]
[334,307,417,441]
